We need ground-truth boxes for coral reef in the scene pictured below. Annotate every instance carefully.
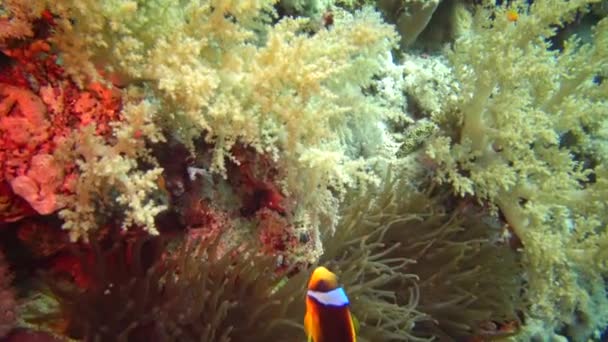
[0,0,606,341]
[41,171,522,341]
[53,101,167,241]
[30,0,402,243]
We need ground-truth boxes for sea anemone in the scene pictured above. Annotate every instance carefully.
[48,230,304,342]
[48,171,523,341]
[320,172,523,340]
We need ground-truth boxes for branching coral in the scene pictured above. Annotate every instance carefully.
[0,0,45,47]
[420,0,608,338]
[0,33,132,234]
[53,96,167,241]
[30,0,402,243]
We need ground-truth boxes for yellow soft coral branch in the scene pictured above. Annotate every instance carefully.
[33,1,401,245]
[55,96,167,242]
[424,0,608,338]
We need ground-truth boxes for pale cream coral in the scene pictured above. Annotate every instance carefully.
[41,1,399,240]
[422,0,608,337]
[55,96,167,241]
[402,54,459,117]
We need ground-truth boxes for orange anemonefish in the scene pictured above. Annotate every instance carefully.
[304,266,356,342]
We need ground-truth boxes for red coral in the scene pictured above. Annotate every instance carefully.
[9,154,64,214]
[1,37,122,142]
[0,37,123,219]
[50,252,93,289]
[1,40,64,89]
[0,85,51,182]
[256,208,297,261]
[17,218,70,258]
[0,181,36,224]
[229,146,287,216]
[182,191,231,245]
[70,82,122,135]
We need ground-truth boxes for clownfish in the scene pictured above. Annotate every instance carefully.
[304,266,356,342]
